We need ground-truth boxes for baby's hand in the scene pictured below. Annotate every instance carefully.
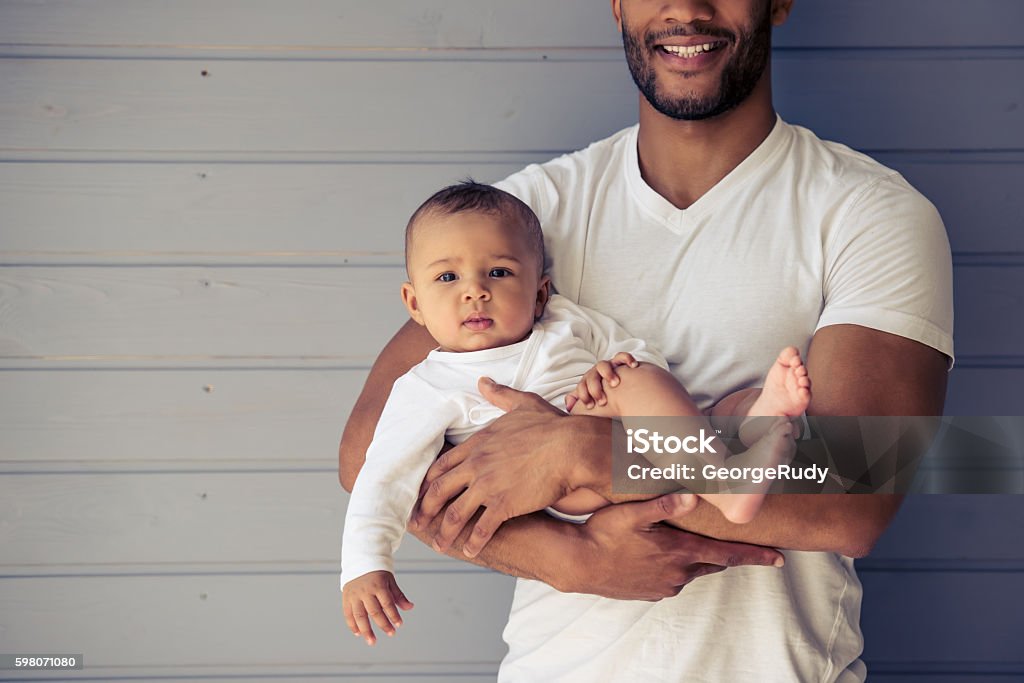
[342,570,414,646]
[566,352,640,412]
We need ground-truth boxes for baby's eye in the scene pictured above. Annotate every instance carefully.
[436,272,457,282]
[489,268,512,278]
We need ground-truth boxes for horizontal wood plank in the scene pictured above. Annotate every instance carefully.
[1,57,1021,155]
[0,369,367,463]
[0,570,1017,671]
[0,0,622,51]
[0,162,522,265]
[1,157,1020,266]
[867,661,1024,681]
[0,267,408,363]
[2,472,1022,571]
[773,57,1024,152]
[953,266,1024,359]
[860,571,1024,663]
[946,368,1024,415]
[0,0,1019,50]
[865,496,1024,563]
[0,572,514,668]
[877,157,1024,255]
[0,471,455,570]
[0,668,500,683]
[0,368,1019,467]
[775,0,1024,48]
[0,58,637,155]
[0,265,1019,367]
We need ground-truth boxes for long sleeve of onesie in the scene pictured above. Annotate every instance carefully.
[340,373,458,589]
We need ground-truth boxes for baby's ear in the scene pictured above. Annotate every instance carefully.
[534,276,551,319]
[401,282,425,325]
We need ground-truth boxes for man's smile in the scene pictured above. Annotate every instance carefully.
[656,39,728,58]
[654,37,728,70]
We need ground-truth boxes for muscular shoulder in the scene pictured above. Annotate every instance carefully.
[781,122,943,255]
[787,122,930,211]
[791,125,954,361]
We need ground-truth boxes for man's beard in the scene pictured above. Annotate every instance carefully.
[621,6,772,120]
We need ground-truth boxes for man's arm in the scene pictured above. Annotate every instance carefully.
[414,492,781,601]
[339,319,436,492]
[339,323,783,597]
[665,324,949,557]
[417,324,947,559]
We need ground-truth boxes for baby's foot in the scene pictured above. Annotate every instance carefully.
[748,347,811,417]
[702,492,766,525]
[704,418,796,523]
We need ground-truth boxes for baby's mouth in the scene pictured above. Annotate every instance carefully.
[463,314,493,331]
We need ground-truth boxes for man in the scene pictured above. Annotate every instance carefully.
[340,0,953,680]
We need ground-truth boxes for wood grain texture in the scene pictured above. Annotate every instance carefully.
[2,157,1021,266]
[0,669,500,683]
[3,474,1023,573]
[0,368,1018,468]
[0,58,637,154]
[0,570,1017,672]
[860,571,1024,663]
[947,368,1024,415]
[0,369,366,462]
[0,572,514,667]
[0,0,1019,50]
[0,265,1018,366]
[2,57,1021,155]
[0,162,525,265]
[1,0,1021,678]
[0,267,408,363]
[0,471,452,570]
[868,676,1023,683]
[866,496,1024,563]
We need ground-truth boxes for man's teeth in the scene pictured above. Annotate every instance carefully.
[661,42,720,58]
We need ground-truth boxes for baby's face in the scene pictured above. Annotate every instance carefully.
[402,211,548,353]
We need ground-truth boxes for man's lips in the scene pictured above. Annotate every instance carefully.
[655,38,728,60]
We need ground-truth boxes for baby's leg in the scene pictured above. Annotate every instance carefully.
[565,364,794,524]
[737,347,811,445]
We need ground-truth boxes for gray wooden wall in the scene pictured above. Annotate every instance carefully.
[1,1,1022,681]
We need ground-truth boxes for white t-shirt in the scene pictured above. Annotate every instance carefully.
[493,117,954,682]
[340,295,665,587]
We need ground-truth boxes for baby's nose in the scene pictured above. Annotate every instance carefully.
[463,281,490,300]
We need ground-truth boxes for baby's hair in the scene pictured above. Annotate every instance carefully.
[405,180,545,276]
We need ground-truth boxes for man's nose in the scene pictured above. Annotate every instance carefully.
[660,0,715,25]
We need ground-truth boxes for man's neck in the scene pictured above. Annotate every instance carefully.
[635,76,777,210]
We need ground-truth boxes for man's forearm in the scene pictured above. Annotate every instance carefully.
[567,416,900,556]
[340,320,439,492]
[408,506,580,590]
[666,493,902,558]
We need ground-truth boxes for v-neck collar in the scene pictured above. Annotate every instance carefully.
[624,114,791,234]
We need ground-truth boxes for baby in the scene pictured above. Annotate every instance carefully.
[341,182,810,644]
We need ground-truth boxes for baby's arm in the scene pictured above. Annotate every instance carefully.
[343,570,413,645]
[340,373,457,642]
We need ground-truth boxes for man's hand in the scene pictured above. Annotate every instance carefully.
[411,377,605,558]
[559,494,785,600]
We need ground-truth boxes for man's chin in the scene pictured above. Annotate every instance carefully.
[648,93,729,121]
